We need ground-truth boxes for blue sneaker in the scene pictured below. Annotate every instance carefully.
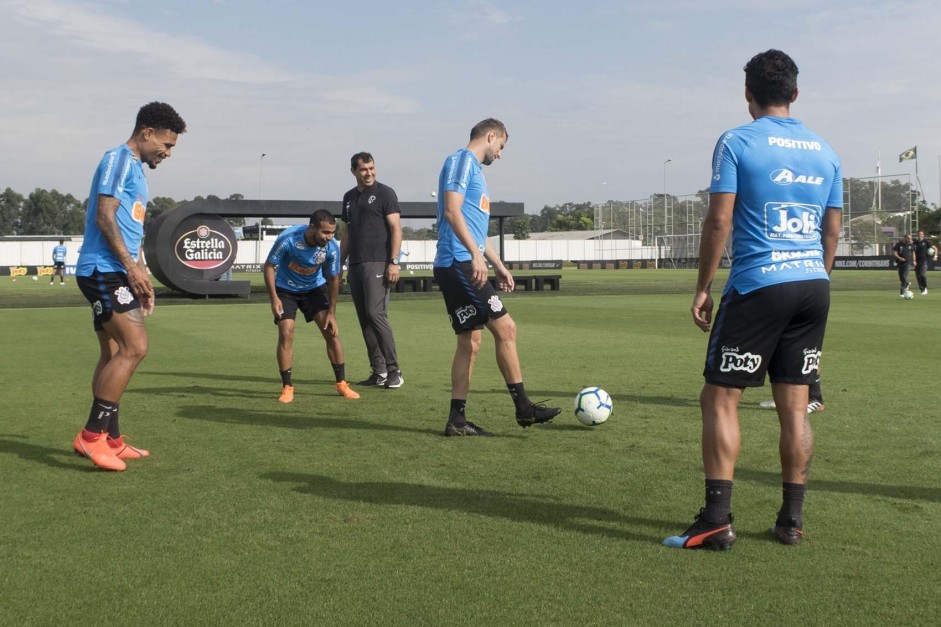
[663,509,736,550]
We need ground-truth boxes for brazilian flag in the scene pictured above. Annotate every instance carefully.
[899,147,917,162]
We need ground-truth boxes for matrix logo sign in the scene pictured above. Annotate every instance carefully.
[171,215,237,278]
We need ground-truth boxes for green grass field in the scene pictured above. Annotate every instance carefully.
[1,269,939,625]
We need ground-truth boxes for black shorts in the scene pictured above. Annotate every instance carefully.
[434,261,508,334]
[76,271,140,331]
[703,280,829,388]
[54,262,65,270]
[275,286,330,324]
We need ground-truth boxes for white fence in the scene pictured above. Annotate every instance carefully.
[1,235,859,268]
[2,236,661,266]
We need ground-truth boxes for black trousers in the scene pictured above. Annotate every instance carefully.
[347,262,399,375]
[898,264,911,293]
[915,263,928,291]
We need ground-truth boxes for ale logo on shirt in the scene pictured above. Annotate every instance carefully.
[480,195,491,214]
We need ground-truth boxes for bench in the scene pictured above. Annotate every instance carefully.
[393,274,561,293]
[393,275,434,292]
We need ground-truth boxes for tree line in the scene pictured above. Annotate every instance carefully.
[0,190,248,236]
[2,179,938,242]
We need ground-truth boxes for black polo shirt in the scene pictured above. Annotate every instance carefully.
[893,241,914,267]
[914,237,933,265]
[341,182,400,264]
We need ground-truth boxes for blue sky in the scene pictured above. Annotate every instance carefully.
[1,0,939,213]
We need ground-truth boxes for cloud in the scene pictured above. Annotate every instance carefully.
[441,0,521,29]
[7,0,297,84]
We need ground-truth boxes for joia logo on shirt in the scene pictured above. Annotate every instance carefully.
[765,203,819,240]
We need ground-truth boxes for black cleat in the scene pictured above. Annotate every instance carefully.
[357,373,388,387]
[663,508,736,550]
[771,516,804,546]
[515,402,562,428]
[444,419,493,437]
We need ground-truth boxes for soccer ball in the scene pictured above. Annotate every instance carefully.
[904,290,914,300]
[928,247,936,257]
[574,387,612,426]
[32,276,38,281]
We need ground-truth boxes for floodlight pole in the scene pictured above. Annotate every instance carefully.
[256,153,266,264]
[662,159,671,268]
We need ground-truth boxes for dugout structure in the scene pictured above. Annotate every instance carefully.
[144,198,524,297]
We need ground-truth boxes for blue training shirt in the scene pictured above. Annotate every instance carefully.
[76,144,149,276]
[434,148,491,267]
[266,224,340,292]
[710,116,842,295]
[52,245,67,263]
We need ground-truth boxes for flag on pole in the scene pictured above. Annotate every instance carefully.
[899,146,917,162]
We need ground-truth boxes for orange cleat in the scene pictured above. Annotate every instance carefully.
[335,381,360,399]
[278,385,295,403]
[109,436,150,460]
[73,431,126,471]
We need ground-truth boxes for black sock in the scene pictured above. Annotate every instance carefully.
[703,479,734,524]
[507,382,530,411]
[280,368,292,386]
[778,482,807,527]
[84,398,117,434]
[332,363,345,383]
[107,408,121,440]
[809,377,823,403]
[449,399,467,424]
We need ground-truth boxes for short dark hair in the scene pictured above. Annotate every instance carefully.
[350,152,374,170]
[744,50,798,108]
[134,102,187,135]
[470,118,508,141]
[309,209,336,227]
[59,239,64,245]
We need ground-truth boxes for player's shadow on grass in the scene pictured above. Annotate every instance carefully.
[264,472,670,543]
[132,372,344,400]
[141,371,341,386]
[131,384,358,401]
[176,405,498,437]
[531,391,699,410]
[737,467,941,504]
[0,435,94,472]
[142,371,275,384]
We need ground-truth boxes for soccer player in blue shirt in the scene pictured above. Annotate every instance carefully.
[51,239,67,284]
[664,51,842,549]
[73,102,186,471]
[264,209,360,403]
[433,119,561,436]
